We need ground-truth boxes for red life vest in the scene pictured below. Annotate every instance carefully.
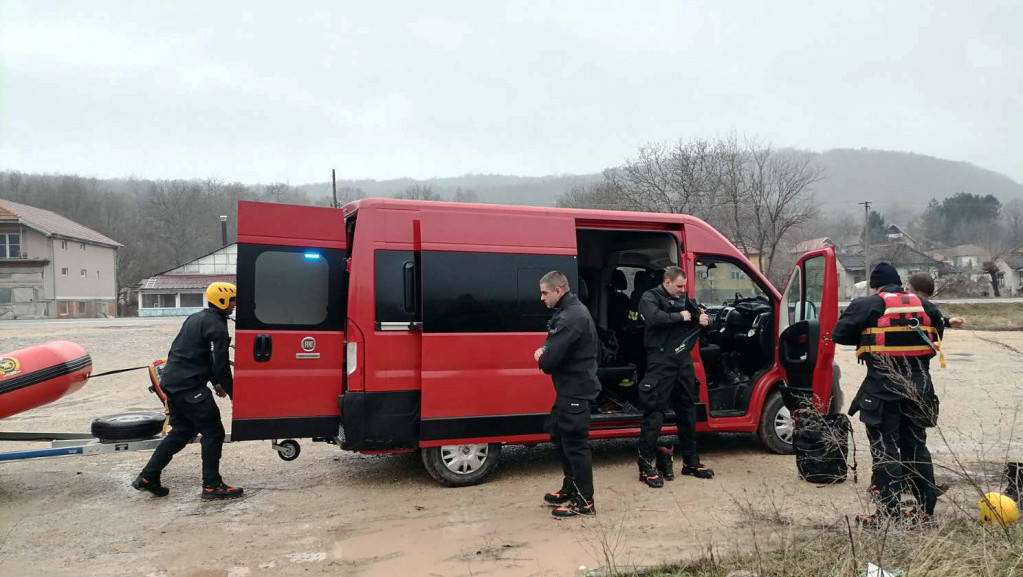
[856,292,943,365]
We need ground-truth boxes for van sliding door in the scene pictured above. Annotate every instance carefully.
[416,209,577,446]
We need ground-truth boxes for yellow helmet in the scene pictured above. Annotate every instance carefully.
[205,282,237,310]
[979,492,1019,526]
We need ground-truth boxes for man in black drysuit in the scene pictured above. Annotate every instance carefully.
[834,263,943,527]
[133,282,243,501]
[636,266,713,487]
[535,270,601,518]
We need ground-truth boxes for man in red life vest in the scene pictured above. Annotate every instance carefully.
[834,263,944,528]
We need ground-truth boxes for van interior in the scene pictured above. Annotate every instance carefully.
[575,229,774,421]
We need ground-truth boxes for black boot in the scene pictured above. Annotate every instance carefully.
[543,477,577,506]
[1005,462,1022,503]
[132,474,169,498]
[656,446,675,481]
[551,495,596,518]
[638,456,664,488]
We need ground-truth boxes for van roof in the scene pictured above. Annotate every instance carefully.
[343,197,708,227]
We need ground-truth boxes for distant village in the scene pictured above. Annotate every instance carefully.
[3,195,1021,320]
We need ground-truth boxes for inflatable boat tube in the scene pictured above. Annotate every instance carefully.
[0,341,92,420]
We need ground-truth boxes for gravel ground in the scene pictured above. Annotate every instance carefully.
[0,321,1020,577]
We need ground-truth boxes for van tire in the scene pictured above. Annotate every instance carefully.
[758,391,795,455]
[421,443,502,487]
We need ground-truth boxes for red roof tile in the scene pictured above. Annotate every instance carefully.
[138,274,236,291]
[0,199,122,247]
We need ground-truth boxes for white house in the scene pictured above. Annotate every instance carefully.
[137,244,236,316]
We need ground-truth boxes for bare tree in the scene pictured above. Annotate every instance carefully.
[721,139,823,281]
[603,138,724,221]
[556,180,638,211]
[394,183,442,201]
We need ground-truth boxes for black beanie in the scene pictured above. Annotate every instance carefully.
[869,262,901,288]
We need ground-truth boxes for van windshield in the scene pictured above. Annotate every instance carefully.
[694,257,767,307]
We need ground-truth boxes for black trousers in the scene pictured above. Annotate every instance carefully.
[638,361,699,466]
[547,397,594,500]
[141,388,226,488]
[860,376,937,515]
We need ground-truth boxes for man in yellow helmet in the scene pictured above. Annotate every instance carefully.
[133,282,243,501]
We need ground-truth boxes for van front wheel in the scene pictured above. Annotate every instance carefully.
[758,391,795,455]
[421,443,502,487]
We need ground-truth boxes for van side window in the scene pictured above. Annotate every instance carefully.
[422,252,577,333]
[254,251,329,325]
[376,250,419,324]
[236,244,345,331]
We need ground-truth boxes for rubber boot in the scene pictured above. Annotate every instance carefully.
[1005,462,1022,503]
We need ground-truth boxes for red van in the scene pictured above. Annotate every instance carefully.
[231,199,840,485]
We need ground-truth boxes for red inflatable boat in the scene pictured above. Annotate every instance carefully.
[0,341,92,420]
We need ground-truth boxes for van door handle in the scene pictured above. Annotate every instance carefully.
[254,334,273,362]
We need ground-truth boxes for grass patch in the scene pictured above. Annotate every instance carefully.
[638,516,1023,577]
[938,302,1023,331]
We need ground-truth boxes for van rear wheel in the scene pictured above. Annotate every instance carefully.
[758,391,795,455]
[421,443,502,487]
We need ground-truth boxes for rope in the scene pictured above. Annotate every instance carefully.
[87,366,149,379]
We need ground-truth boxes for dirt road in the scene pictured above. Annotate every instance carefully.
[1,321,1020,577]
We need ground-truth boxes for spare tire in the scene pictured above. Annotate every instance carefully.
[91,412,165,442]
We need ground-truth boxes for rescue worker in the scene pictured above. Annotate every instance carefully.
[834,263,944,527]
[132,282,243,501]
[906,272,965,328]
[636,266,712,488]
[534,271,601,518]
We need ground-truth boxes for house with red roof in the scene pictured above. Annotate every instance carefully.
[0,199,122,319]
[136,244,236,316]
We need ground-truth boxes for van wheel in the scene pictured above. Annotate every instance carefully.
[421,443,502,487]
[758,391,795,455]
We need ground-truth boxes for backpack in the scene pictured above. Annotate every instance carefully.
[793,411,852,484]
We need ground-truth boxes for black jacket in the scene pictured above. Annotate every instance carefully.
[638,286,703,366]
[538,292,601,401]
[834,285,943,412]
[160,307,234,396]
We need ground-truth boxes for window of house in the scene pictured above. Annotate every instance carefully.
[59,301,69,315]
[96,270,101,279]
[80,269,87,277]
[80,243,86,251]
[77,301,88,313]
[61,267,68,276]
[142,293,177,308]
[0,288,11,304]
[179,293,203,308]
[1,233,20,258]
[61,240,67,250]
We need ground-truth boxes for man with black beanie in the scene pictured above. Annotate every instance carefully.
[834,263,944,528]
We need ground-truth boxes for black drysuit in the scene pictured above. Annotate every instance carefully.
[834,285,944,516]
[142,307,233,488]
[637,286,704,465]
[538,292,601,501]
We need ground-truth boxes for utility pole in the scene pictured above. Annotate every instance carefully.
[859,200,872,277]
[332,169,338,209]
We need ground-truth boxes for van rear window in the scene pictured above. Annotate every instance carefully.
[254,251,330,325]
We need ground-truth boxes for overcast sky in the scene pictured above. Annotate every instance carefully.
[1,1,1020,185]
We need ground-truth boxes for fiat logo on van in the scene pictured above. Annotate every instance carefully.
[301,337,317,352]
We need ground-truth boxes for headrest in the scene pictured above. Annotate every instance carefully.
[611,269,627,290]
